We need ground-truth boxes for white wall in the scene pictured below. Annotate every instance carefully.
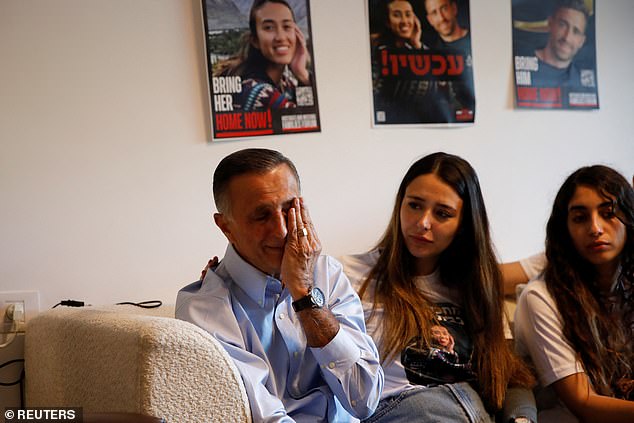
[1,0,633,312]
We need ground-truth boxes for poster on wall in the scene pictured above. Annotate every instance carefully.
[512,0,599,109]
[368,0,476,126]
[202,0,321,140]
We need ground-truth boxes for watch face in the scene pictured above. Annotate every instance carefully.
[311,287,325,307]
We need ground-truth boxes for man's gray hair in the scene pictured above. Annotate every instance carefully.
[213,148,301,216]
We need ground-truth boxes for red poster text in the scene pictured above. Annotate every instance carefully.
[381,50,465,77]
[517,87,562,108]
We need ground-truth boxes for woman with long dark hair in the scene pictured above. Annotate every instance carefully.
[372,0,425,50]
[342,152,535,422]
[214,0,312,110]
[515,165,634,422]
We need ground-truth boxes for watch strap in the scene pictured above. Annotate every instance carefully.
[292,289,320,312]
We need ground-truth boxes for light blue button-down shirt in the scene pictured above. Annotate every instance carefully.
[176,245,383,422]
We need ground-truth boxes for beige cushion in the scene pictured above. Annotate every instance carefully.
[25,305,251,423]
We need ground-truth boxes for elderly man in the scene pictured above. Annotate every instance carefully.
[176,148,383,422]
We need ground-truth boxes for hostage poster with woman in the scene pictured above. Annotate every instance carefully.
[368,0,476,126]
[203,0,321,140]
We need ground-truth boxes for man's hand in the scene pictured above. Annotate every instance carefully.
[280,197,322,300]
[279,198,338,348]
[200,256,219,280]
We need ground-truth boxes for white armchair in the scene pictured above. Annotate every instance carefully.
[24,305,251,423]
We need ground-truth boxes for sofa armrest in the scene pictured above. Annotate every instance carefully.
[25,306,251,423]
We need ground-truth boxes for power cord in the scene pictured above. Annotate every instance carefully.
[0,319,18,348]
[0,359,25,408]
[116,300,163,309]
[52,300,87,308]
[52,299,163,309]
[1,303,24,348]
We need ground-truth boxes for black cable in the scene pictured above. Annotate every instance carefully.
[19,367,25,409]
[52,300,85,308]
[52,299,162,308]
[0,359,25,409]
[115,300,163,309]
[0,359,24,387]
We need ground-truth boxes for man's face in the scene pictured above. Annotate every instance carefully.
[214,164,299,276]
[425,0,458,38]
[547,7,587,63]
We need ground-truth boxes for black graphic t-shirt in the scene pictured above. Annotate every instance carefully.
[341,250,491,398]
[401,302,475,386]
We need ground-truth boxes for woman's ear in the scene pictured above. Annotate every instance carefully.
[250,34,260,50]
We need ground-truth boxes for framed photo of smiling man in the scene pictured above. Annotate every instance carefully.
[202,0,321,140]
[512,0,599,109]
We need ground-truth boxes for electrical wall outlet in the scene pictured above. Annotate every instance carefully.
[6,303,25,321]
[0,291,40,333]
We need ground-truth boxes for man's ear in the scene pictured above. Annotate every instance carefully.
[214,213,235,244]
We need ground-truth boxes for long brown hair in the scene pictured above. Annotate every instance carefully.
[374,0,417,46]
[545,165,634,399]
[359,152,534,411]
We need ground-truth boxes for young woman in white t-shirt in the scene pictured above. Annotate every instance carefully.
[515,165,634,422]
[341,152,535,423]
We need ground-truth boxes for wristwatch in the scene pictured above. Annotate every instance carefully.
[292,287,325,312]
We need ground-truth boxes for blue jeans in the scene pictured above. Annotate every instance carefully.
[362,382,494,423]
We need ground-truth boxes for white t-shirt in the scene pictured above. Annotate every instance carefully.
[514,278,584,422]
[519,252,547,281]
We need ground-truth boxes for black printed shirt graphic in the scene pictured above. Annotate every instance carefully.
[401,302,475,386]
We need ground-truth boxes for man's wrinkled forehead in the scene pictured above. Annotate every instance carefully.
[227,165,300,204]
